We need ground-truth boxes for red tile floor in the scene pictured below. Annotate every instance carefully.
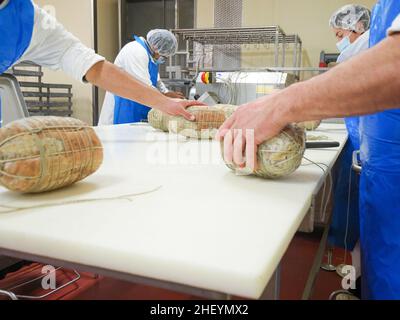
[0,230,352,300]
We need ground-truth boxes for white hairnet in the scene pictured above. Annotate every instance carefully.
[147,29,178,57]
[329,4,371,33]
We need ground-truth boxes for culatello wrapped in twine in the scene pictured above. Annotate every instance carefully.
[297,120,321,131]
[0,116,103,193]
[221,125,306,179]
[147,108,170,132]
[148,104,306,179]
[148,106,227,139]
[215,105,307,179]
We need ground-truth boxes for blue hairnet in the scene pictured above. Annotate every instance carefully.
[329,4,371,33]
[147,29,178,57]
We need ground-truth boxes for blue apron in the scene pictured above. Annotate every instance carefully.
[0,0,34,127]
[113,36,159,124]
[328,140,360,252]
[345,117,360,151]
[328,82,361,251]
[360,0,400,299]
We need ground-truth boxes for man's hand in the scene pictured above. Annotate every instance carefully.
[159,98,206,121]
[164,91,186,99]
[216,91,293,171]
[217,34,400,172]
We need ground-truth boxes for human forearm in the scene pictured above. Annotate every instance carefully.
[217,34,400,170]
[284,33,400,122]
[85,61,203,120]
[85,61,170,109]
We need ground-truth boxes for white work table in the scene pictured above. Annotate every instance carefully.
[0,123,347,299]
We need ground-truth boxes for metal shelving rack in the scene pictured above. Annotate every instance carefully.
[10,62,73,117]
[169,26,303,79]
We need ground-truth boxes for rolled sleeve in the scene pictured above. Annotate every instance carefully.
[388,13,400,35]
[16,4,105,83]
[157,77,170,94]
[60,42,105,83]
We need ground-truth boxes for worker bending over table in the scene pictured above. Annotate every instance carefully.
[99,29,186,125]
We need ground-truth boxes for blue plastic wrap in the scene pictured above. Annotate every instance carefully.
[359,0,400,300]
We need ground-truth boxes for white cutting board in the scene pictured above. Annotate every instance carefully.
[0,123,347,299]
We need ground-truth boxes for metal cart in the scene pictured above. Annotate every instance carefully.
[10,62,73,117]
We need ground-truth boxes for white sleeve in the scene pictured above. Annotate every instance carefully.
[157,75,170,94]
[388,13,400,35]
[16,4,105,83]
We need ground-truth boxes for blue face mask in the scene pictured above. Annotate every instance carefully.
[336,36,351,53]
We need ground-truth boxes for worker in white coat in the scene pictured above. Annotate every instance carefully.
[0,0,201,125]
[99,30,185,125]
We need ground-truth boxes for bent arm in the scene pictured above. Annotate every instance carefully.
[85,61,173,110]
[217,31,400,169]
[282,33,400,123]
[21,5,201,120]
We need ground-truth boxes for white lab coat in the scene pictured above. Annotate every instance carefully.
[98,38,169,126]
[15,3,105,83]
[337,30,370,63]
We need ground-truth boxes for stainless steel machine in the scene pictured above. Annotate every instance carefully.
[193,71,296,105]
[166,26,302,103]
[169,26,303,79]
[118,1,304,104]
